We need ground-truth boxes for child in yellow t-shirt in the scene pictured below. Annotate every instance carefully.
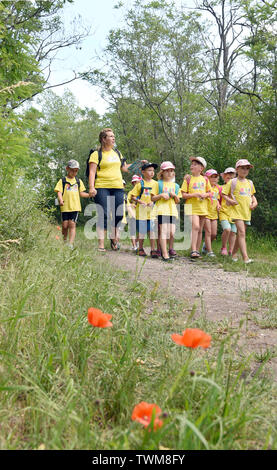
[151,161,181,261]
[222,159,257,263]
[219,167,237,256]
[54,160,89,248]
[181,156,212,259]
[129,163,158,258]
[126,175,141,251]
[202,169,221,258]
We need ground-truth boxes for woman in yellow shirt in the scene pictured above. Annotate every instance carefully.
[88,128,135,252]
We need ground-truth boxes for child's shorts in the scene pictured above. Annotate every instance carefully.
[136,219,155,234]
[220,220,237,233]
[61,211,79,223]
[158,215,176,225]
[232,219,251,226]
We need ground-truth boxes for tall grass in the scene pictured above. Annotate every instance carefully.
[0,227,276,449]
[0,184,276,449]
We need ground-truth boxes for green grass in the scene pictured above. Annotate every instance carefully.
[0,223,276,450]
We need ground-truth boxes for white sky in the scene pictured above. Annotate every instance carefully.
[47,0,193,115]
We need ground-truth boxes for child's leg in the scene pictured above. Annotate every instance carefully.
[196,216,205,252]
[228,230,236,255]
[233,220,249,261]
[211,219,218,243]
[204,218,212,252]
[191,215,200,252]
[156,224,161,253]
[68,219,76,245]
[159,222,170,259]
[62,220,69,241]
[169,223,176,251]
[137,222,146,254]
[221,220,231,254]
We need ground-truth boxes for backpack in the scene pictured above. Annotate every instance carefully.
[227,177,254,205]
[85,147,124,179]
[62,176,80,195]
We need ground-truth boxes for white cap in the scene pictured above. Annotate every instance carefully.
[220,167,236,177]
[189,156,207,168]
[205,169,218,177]
[160,161,175,171]
[67,159,80,169]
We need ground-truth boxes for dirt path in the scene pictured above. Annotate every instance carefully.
[102,246,277,380]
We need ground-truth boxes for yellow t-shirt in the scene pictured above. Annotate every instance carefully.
[151,180,181,218]
[129,179,156,220]
[55,177,86,212]
[89,149,124,189]
[181,175,211,216]
[219,183,232,221]
[222,178,256,221]
[206,184,221,220]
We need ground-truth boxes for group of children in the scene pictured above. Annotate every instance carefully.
[55,156,257,263]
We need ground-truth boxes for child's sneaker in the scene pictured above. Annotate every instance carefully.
[201,243,207,255]
[221,247,228,256]
[207,251,216,258]
[244,258,253,264]
[169,249,177,258]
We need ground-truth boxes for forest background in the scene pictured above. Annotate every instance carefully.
[1,0,277,240]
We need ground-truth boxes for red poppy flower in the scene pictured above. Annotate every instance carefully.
[87,307,113,328]
[56,226,61,231]
[55,235,60,240]
[131,401,163,430]
[171,328,211,349]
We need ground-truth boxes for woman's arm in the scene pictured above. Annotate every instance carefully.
[89,162,97,197]
[121,160,149,173]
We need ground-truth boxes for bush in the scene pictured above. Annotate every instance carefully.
[0,174,53,252]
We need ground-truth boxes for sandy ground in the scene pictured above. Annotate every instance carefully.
[100,246,277,380]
